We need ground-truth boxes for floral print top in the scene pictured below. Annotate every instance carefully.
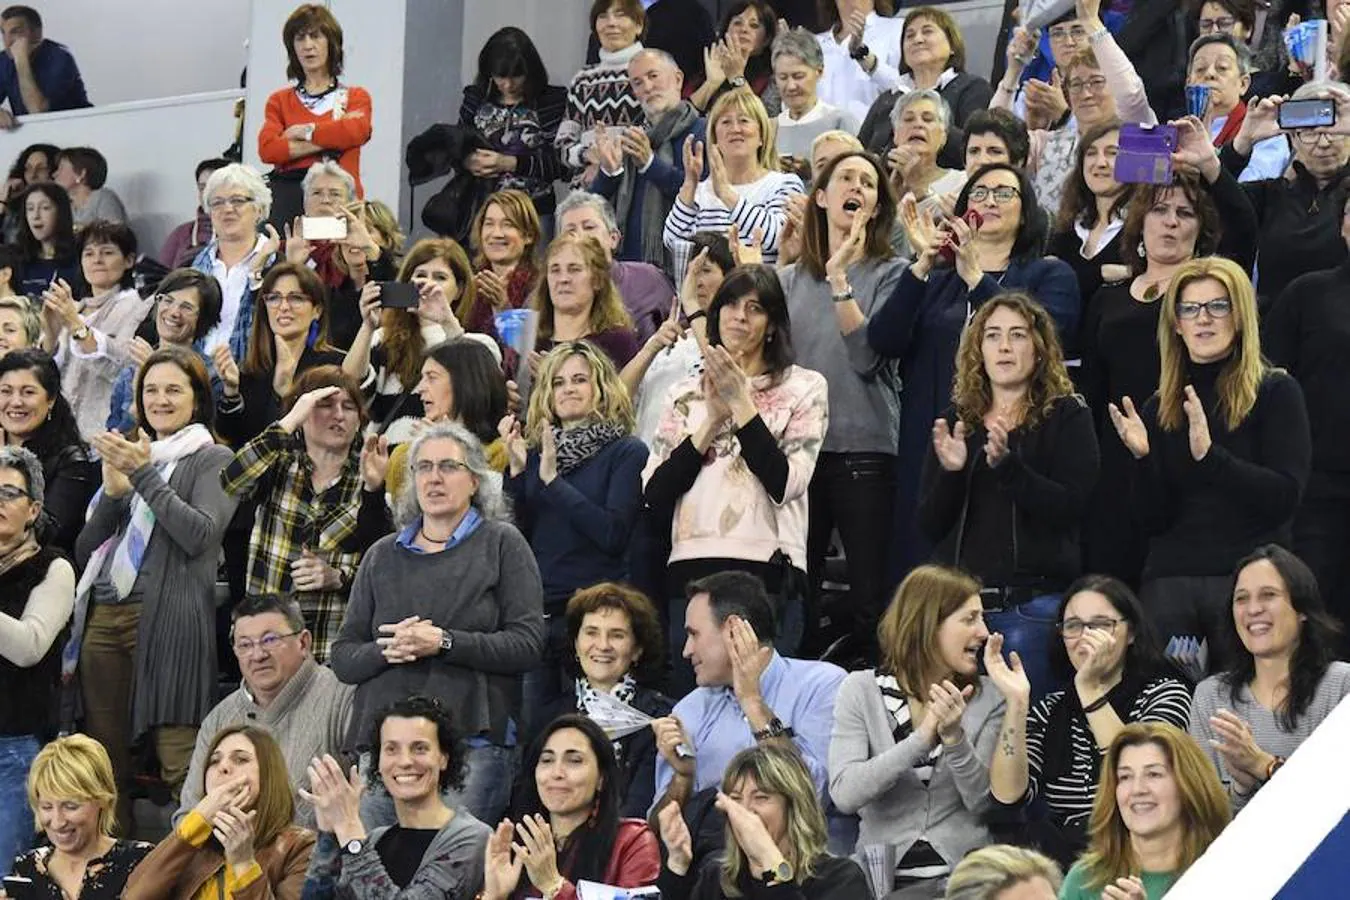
[12,839,154,899]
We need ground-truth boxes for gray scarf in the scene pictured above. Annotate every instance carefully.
[612,101,700,269]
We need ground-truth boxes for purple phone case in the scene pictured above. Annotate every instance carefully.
[1114,123,1179,185]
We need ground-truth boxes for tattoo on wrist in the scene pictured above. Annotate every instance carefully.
[1000,725,1017,757]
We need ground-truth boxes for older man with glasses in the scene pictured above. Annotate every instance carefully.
[173,593,353,830]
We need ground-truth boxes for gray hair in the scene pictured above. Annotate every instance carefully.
[303,160,357,202]
[1291,80,1346,102]
[891,88,953,133]
[556,190,620,236]
[771,28,824,72]
[630,47,680,73]
[1188,32,1254,75]
[203,163,273,220]
[395,422,509,528]
[944,845,1063,900]
[0,445,44,505]
[0,296,41,347]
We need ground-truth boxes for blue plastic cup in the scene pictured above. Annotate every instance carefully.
[1186,84,1212,119]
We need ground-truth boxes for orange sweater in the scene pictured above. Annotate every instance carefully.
[257,84,373,196]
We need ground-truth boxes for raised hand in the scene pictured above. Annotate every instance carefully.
[1005,26,1038,71]
[257,223,282,264]
[298,754,365,837]
[1023,71,1067,130]
[1170,116,1221,181]
[728,222,764,266]
[415,280,461,331]
[702,43,726,86]
[703,344,755,416]
[128,336,154,369]
[984,415,1011,467]
[899,193,942,272]
[1103,876,1148,900]
[1208,709,1271,782]
[844,9,868,54]
[708,143,738,207]
[514,814,564,895]
[1107,396,1149,458]
[359,433,390,491]
[648,295,684,352]
[716,791,786,871]
[928,679,975,745]
[212,807,258,869]
[90,430,152,476]
[498,414,528,476]
[932,418,969,472]
[1073,626,1119,693]
[717,37,748,80]
[680,248,710,316]
[212,343,241,397]
[594,125,623,173]
[1181,385,1212,460]
[681,137,706,189]
[726,614,773,702]
[538,425,558,485]
[949,214,984,288]
[100,453,133,499]
[41,278,81,333]
[620,126,654,168]
[983,633,1030,706]
[651,716,695,778]
[279,385,343,433]
[482,820,524,900]
[1236,95,1285,152]
[342,207,377,257]
[192,774,251,824]
[657,803,694,875]
[285,217,313,264]
[826,208,868,284]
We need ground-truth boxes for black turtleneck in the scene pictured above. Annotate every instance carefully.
[1133,357,1311,580]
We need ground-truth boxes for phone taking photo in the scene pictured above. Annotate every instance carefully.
[1277,97,1336,130]
[3,875,34,900]
[300,216,347,241]
[377,282,420,309]
[1114,123,1179,185]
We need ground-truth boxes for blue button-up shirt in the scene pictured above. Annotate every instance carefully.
[653,652,847,806]
[1211,115,1291,182]
[0,40,90,115]
[395,508,482,553]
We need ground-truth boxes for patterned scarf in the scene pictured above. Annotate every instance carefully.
[552,420,626,475]
[610,100,701,268]
[875,671,943,781]
[576,674,638,762]
[63,423,216,676]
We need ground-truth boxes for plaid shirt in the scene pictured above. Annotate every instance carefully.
[220,423,390,661]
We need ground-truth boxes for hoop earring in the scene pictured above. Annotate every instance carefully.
[1137,241,1146,258]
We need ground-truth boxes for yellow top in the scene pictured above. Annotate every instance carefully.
[179,811,264,900]
[386,435,509,502]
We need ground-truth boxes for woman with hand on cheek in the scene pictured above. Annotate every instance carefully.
[1188,545,1350,812]
[500,341,647,733]
[828,565,1004,897]
[76,348,237,833]
[298,696,488,899]
[985,576,1191,868]
[125,726,315,900]
[656,743,869,899]
[1109,257,1310,674]
[481,715,659,900]
[918,293,1097,698]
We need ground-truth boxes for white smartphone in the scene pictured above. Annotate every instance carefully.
[300,216,347,241]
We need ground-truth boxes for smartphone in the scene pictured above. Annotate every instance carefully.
[1114,123,1178,185]
[300,216,347,241]
[1277,97,1336,129]
[377,281,420,309]
[3,875,34,900]
[938,209,984,265]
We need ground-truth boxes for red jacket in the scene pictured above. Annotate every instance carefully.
[520,819,660,900]
[258,84,373,196]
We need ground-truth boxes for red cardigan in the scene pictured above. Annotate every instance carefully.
[520,819,660,900]
[257,84,373,196]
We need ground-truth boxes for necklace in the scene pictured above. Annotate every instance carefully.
[418,526,452,544]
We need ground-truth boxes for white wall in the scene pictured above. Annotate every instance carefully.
[10,90,244,255]
[35,0,249,104]
[461,0,589,89]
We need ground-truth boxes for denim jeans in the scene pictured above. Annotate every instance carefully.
[520,611,570,745]
[358,743,518,830]
[985,594,1063,702]
[0,735,40,877]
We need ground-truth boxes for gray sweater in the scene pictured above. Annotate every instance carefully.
[828,670,1005,864]
[75,444,238,739]
[330,520,545,749]
[781,258,907,454]
[304,809,489,899]
[175,658,353,828]
[1188,660,1350,812]
[775,103,861,159]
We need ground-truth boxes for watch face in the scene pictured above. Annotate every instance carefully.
[344,839,363,855]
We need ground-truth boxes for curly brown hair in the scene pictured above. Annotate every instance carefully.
[564,581,665,685]
[1119,174,1222,277]
[952,292,1075,431]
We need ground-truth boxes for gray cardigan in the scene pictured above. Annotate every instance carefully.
[828,669,1005,864]
[75,444,238,739]
[175,657,354,828]
[330,520,545,750]
[780,258,907,455]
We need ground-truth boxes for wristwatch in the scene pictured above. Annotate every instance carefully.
[342,837,364,856]
[849,42,871,61]
[728,75,747,88]
[439,630,453,655]
[831,288,854,303]
[752,717,794,741]
[72,324,91,341]
[759,859,793,885]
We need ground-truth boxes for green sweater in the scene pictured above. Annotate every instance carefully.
[1059,862,1176,899]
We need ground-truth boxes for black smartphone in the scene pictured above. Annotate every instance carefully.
[1277,97,1336,129]
[3,875,35,900]
[377,282,419,309]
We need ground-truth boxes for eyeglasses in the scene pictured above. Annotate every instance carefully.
[1067,76,1108,96]
[1048,24,1089,42]
[232,630,301,655]
[1294,130,1344,146]
[207,195,253,211]
[0,484,32,504]
[1198,16,1237,33]
[413,458,472,477]
[968,185,1021,204]
[1058,617,1124,637]
[262,292,314,308]
[307,189,348,203]
[155,294,199,315]
[1176,298,1233,319]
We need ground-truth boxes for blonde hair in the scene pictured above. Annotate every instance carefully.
[0,295,42,347]
[470,189,542,270]
[809,129,863,158]
[719,744,827,896]
[878,564,982,697]
[1079,723,1230,892]
[27,734,119,837]
[707,87,780,172]
[352,199,405,255]
[952,292,1075,430]
[532,233,633,341]
[945,845,1063,899]
[524,340,635,443]
[1156,256,1266,432]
